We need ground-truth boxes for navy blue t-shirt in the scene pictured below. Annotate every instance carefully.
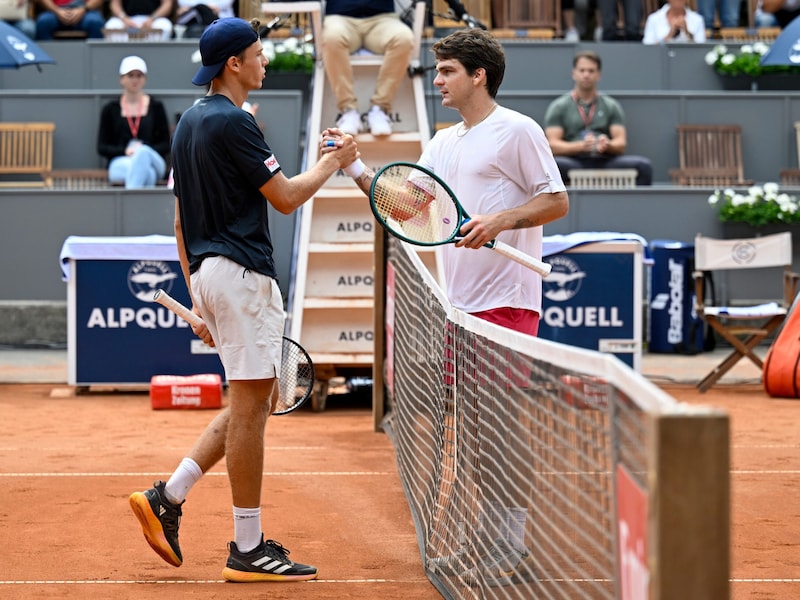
[324,0,395,17]
[172,94,280,278]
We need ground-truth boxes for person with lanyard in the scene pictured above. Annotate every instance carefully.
[543,50,653,186]
[97,56,171,188]
[642,0,706,44]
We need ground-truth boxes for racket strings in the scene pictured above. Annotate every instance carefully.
[373,165,459,244]
[276,339,314,414]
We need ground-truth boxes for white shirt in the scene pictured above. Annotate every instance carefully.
[417,106,565,314]
[642,5,706,45]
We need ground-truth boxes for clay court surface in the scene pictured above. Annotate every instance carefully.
[1,350,799,599]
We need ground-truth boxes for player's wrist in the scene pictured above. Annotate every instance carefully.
[343,159,365,178]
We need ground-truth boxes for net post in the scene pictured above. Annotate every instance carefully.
[372,219,387,432]
[648,410,730,599]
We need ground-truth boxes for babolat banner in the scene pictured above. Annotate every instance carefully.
[539,235,644,370]
[61,235,225,386]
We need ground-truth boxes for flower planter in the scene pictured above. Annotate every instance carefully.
[718,73,800,91]
[721,222,800,238]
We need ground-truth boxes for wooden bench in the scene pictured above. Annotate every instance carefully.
[567,168,637,189]
[0,122,55,187]
[669,124,753,187]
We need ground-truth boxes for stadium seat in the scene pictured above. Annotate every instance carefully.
[693,232,799,393]
[669,124,753,187]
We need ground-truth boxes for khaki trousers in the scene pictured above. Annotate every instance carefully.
[321,13,414,114]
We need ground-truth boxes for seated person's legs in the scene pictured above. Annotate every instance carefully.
[35,13,59,40]
[322,14,362,134]
[554,155,587,185]
[81,10,105,38]
[604,155,653,185]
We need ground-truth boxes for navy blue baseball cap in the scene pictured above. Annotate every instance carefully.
[192,18,259,86]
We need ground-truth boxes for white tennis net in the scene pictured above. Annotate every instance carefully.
[378,238,730,600]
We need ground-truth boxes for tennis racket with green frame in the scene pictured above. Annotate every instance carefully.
[368,161,552,277]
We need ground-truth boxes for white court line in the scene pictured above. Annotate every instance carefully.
[0,446,328,452]
[0,471,392,477]
[0,578,421,585]
[733,470,800,475]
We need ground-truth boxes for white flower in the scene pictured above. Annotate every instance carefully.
[708,193,720,205]
[732,193,748,206]
[721,54,736,65]
[741,44,754,54]
[753,41,769,55]
[763,181,780,195]
[704,50,719,65]
[747,185,763,198]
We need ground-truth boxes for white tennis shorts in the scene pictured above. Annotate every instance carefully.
[190,255,283,380]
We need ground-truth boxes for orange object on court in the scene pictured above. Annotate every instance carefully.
[763,295,800,399]
[150,374,222,409]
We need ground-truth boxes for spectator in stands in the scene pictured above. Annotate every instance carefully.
[643,0,706,44]
[544,51,653,186]
[597,0,642,40]
[564,0,603,41]
[321,0,414,136]
[761,0,800,27]
[755,0,780,25]
[697,0,741,29]
[1,1,37,39]
[104,0,174,40]
[97,56,170,188]
[35,0,104,38]
[174,0,233,38]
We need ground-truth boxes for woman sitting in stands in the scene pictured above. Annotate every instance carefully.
[103,0,174,40]
[97,56,170,188]
[642,0,706,44]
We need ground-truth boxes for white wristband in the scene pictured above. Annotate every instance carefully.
[343,159,365,179]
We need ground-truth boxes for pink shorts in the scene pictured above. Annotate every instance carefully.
[444,308,540,387]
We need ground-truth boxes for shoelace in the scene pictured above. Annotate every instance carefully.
[265,539,292,562]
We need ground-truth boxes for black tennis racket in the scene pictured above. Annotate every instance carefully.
[368,161,552,277]
[152,289,314,415]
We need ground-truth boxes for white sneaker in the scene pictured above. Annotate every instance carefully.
[565,27,579,42]
[336,109,361,136]
[367,105,392,136]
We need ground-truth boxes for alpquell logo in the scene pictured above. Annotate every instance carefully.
[127,260,178,302]
[543,256,587,302]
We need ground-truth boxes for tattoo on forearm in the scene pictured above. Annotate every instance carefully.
[513,218,535,229]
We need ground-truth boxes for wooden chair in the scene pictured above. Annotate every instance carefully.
[693,232,800,392]
[0,122,55,187]
[567,169,637,189]
[490,0,560,37]
[669,124,753,187]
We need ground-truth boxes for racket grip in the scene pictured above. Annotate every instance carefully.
[490,241,552,277]
[153,289,205,328]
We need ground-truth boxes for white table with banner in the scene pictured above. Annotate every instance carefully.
[60,235,224,387]
[540,232,648,371]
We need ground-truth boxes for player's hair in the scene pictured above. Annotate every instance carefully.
[573,50,602,71]
[431,29,505,99]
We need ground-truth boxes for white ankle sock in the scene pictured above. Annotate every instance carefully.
[164,457,203,504]
[233,506,262,553]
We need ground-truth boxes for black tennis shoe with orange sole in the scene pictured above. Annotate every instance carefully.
[129,480,184,567]
[222,536,318,582]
